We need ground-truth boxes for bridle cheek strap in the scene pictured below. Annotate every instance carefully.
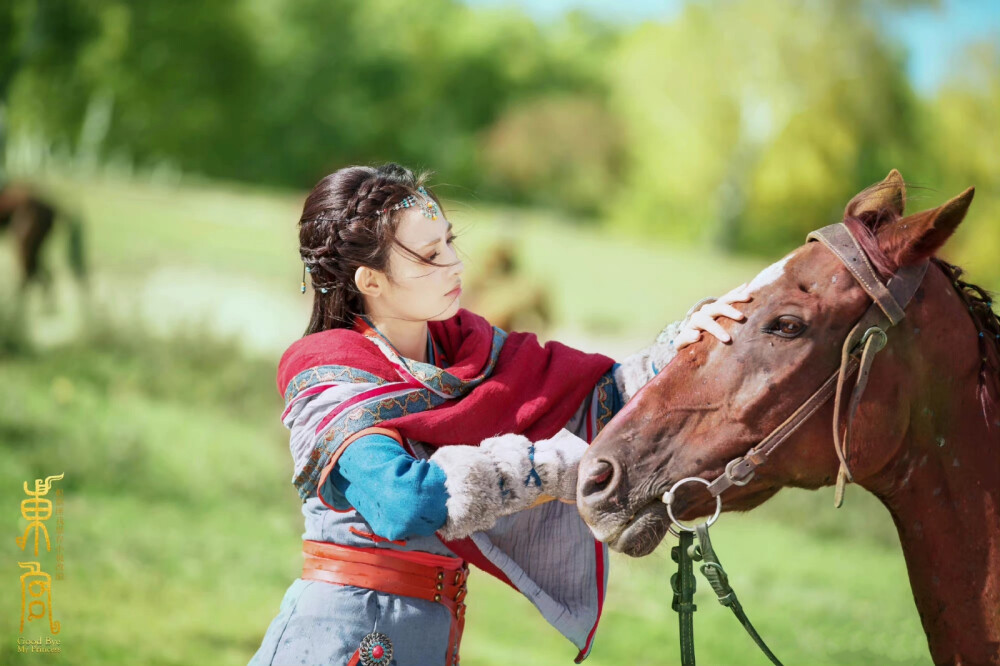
[706,222,928,506]
[831,323,885,507]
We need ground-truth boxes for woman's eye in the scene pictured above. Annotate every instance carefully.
[766,315,807,338]
[426,234,457,261]
[428,235,457,261]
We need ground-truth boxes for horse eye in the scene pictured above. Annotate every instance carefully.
[767,315,807,338]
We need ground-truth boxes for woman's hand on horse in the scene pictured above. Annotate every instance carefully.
[674,283,753,350]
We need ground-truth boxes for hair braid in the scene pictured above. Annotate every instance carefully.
[296,163,439,335]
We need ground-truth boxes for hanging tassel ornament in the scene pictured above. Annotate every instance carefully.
[301,264,311,294]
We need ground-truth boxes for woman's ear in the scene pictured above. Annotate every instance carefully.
[354,265,383,298]
[878,186,975,267]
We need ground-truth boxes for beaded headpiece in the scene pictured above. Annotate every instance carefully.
[381,186,440,221]
[300,186,441,294]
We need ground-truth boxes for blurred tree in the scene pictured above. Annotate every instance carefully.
[924,40,1000,287]
[1,0,619,194]
[607,0,924,252]
[1,0,101,178]
[242,0,609,189]
[3,0,260,180]
[100,2,260,178]
[478,94,623,214]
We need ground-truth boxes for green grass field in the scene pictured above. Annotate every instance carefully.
[1,173,931,664]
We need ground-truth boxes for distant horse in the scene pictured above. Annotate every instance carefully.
[577,170,999,664]
[461,240,551,332]
[0,183,87,298]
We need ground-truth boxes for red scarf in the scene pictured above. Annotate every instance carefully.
[277,308,614,447]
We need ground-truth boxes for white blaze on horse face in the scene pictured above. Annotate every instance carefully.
[746,251,797,295]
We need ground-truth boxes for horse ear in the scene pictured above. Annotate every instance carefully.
[845,169,906,219]
[879,186,975,267]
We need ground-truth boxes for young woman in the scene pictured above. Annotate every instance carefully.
[249,163,749,666]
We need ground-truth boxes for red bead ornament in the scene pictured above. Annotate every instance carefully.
[359,631,393,666]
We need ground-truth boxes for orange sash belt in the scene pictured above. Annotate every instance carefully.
[301,540,468,666]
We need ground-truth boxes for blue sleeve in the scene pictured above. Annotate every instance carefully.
[608,362,626,416]
[321,433,450,541]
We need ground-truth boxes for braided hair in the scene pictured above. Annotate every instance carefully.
[298,163,449,335]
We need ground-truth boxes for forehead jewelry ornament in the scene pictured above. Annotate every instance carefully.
[381,187,440,221]
[417,186,440,220]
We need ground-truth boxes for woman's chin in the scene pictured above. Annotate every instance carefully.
[431,299,461,321]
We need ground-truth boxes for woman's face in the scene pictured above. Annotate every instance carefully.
[366,206,464,323]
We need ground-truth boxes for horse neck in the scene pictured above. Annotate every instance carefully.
[868,264,1000,664]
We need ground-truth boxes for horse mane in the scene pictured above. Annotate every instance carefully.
[933,258,1000,429]
[841,193,1000,430]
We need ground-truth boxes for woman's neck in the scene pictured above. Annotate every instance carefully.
[367,315,428,363]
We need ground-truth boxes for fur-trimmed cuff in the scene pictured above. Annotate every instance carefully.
[430,434,542,541]
[532,429,589,501]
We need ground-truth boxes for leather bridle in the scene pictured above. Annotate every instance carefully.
[703,222,929,506]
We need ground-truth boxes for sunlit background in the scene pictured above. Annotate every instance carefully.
[1,0,997,664]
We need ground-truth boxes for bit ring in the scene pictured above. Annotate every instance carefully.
[662,477,722,537]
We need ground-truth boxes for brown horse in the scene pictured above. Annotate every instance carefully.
[577,170,1000,665]
[0,183,87,295]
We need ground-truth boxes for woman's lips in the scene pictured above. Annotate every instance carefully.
[447,286,462,298]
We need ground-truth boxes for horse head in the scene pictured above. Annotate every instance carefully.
[578,170,986,558]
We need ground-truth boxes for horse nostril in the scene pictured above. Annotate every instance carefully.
[581,459,616,498]
[591,462,613,485]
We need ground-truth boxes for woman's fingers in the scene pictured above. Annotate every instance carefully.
[718,282,753,304]
[673,328,701,350]
[689,310,731,343]
[674,283,753,350]
[702,301,745,322]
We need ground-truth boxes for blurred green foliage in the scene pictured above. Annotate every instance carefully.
[1,0,997,282]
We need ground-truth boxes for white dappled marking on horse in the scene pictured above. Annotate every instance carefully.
[744,250,798,295]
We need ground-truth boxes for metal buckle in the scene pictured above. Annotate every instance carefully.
[661,477,723,537]
[860,326,888,352]
[725,457,754,487]
[851,326,888,356]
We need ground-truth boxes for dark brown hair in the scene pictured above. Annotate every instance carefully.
[298,163,452,335]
